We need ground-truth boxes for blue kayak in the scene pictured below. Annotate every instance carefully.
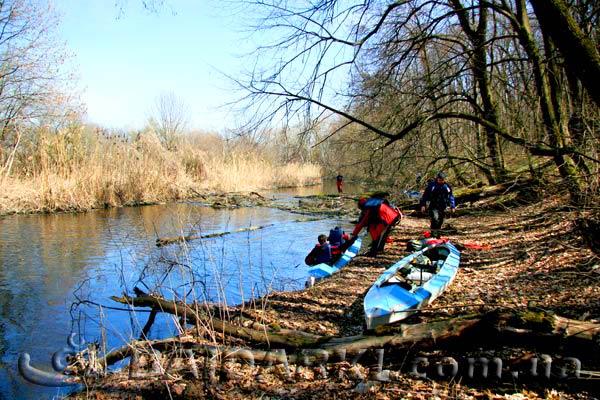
[364,240,460,329]
[305,237,362,287]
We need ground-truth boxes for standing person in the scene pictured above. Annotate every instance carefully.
[420,172,456,236]
[336,174,344,193]
[305,234,333,266]
[351,197,402,257]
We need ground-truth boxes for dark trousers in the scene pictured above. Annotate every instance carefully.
[369,215,401,255]
[429,208,446,235]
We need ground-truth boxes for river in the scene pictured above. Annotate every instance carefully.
[0,182,363,399]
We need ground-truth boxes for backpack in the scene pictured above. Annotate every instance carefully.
[362,197,400,226]
[328,227,346,246]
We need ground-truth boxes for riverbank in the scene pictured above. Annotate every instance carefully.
[0,129,322,216]
[64,189,600,399]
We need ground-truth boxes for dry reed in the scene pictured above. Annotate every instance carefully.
[0,126,322,215]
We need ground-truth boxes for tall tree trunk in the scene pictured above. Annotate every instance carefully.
[543,32,585,203]
[513,0,584,203]
[450,0,506,183]
[565,69,591,178]
[528,0,600,108]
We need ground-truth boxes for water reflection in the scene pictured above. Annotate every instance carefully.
[270,179,364,198]
[0,185,358,399]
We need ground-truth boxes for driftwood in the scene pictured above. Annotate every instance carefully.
[155,224,275,247]
[25,291,596,388]
[156,217,325,247]
[110,292,600,353]
[110,293,324,348]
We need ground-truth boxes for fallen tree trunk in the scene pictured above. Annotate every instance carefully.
[156,217,324,246]
[399,178,542,212]
[155,224,275,246]
[89,307,600,375]
[36,299,595,389]
[340,309,600,354]
[50,311,599,393]
[110,293,325,348]
[111,293,600,353]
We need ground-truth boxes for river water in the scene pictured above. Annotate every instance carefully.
[0,182,363,399]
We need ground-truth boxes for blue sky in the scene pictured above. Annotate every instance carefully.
[57,1,252,132]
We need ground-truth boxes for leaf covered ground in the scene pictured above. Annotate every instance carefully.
[68,190,600,399]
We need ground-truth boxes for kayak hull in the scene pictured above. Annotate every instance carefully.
[364,241,460,330]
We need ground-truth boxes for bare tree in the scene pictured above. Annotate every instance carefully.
[0,1,80,148]
[233,1,600,202]
[529,0,600,108]
[149,91,190,150]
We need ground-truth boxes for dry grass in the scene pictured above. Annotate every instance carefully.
[202,153,321,192]
[0,127,322,214]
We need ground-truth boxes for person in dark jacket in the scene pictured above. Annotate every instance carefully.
[305,234,333,266]
[420,172,456,235]
[351,197,402,256]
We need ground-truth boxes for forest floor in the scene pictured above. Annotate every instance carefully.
[67,189,600,399]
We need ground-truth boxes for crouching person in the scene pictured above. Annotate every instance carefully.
[351,197,402,257]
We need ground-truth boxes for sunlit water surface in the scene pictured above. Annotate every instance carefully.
[0,182,364,399]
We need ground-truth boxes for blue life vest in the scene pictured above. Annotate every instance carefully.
[315,243,333,263]
[328,227,346,246]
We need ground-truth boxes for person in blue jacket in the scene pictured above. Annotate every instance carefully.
[420,172,456,235]
[304,234,333,266]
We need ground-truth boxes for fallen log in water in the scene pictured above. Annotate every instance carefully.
[155,217,325,246]
[155,224,276,246]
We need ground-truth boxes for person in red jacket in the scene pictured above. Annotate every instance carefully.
[336,174,344,193]
[351,197,402,256]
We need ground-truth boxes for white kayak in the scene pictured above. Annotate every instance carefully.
[364,240,460,329]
